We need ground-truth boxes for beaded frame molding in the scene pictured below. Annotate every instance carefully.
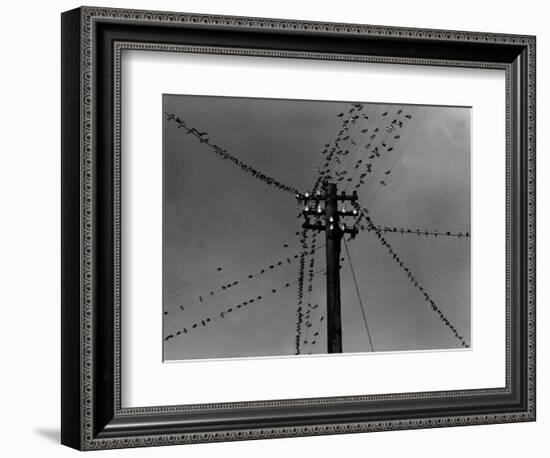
[61,6,536,451]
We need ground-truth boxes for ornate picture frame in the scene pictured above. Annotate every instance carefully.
[61,6,536,450]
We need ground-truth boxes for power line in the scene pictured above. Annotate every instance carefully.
[308,103,353,191]
[164,111,300,196]
[344,238,374,352]
[335,104,380,183]
[361,225,470,239]
[305,314,326,355]
[165,267,327,343]
[302,281,323,349]
[330,104,381,186]
[164,248,322,316]
[359,208,468,348]
[297,232,319,354]
[343,105,405,193]
[314,104,356,181]
[357,108,416,202]
[363,107,428,209]
[165,233,300,299]
[295,229,309,354]
[316,102,371,183]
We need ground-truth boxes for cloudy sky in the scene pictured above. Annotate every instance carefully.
[162,94,471,361]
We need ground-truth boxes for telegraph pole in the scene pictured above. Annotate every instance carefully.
[299,181,358,353]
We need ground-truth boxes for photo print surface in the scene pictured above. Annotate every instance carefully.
[162,94,471,362]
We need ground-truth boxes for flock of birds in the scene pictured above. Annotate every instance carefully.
[313,103,413,197]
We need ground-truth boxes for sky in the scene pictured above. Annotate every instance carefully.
[162,94,471,361]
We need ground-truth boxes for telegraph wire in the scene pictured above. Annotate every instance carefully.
[358,208,468,347]
[360,225,470,239]
[356,107,415,201]
[363,107,428,209]
[294,228,309,354]
[164,112,300,196]
[305,314,326,355]
[165,233,300,299]
[331,104,381,186]
[164,246,326,316]
[308,103,353,191]
[164,267,327,343]
[341,104,396,192]
[344,238,374,352]
[336,103,379,181]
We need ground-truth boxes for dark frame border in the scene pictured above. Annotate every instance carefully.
[61,6,536,450]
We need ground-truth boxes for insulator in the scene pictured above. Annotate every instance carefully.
[305,192,309,198]
[329,216,334,223]
[329,224,334,230]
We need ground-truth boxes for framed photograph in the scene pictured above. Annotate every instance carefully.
[61,6,536,450]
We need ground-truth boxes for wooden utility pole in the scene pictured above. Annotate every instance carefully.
[299,181,358,353]
[324,183,343,353]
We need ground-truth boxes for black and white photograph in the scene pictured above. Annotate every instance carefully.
[55,3,537,452]
[162,95,471,361]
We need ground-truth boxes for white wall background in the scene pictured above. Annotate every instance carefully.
[0,0,545,456]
